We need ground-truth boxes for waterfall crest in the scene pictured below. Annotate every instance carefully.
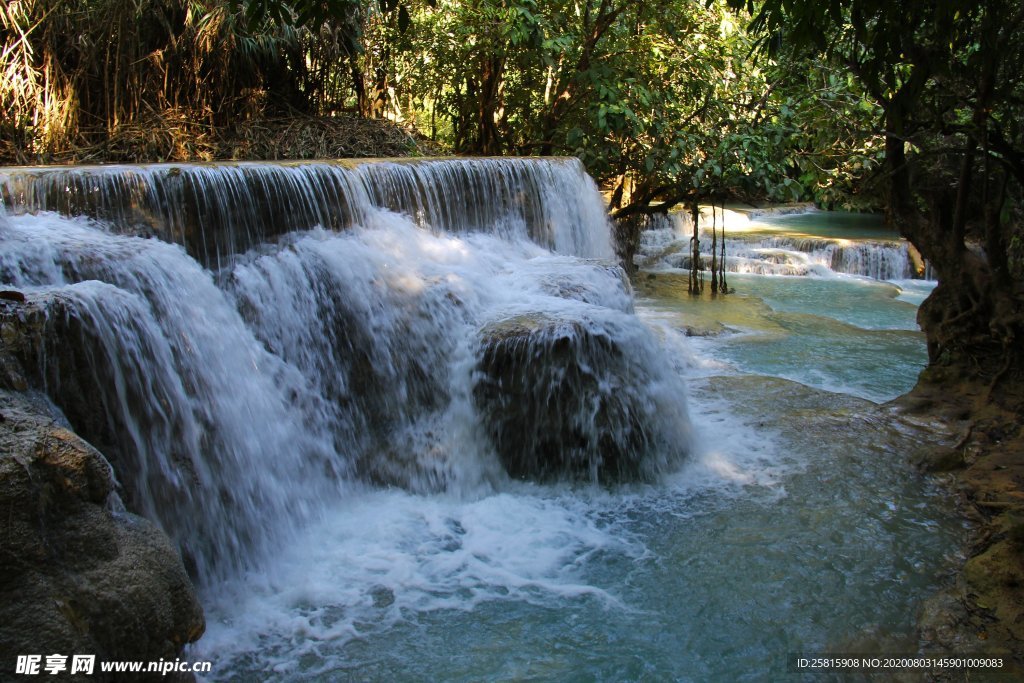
[1,157,614,265]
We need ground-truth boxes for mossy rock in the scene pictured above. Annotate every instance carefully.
[473,313,687,483]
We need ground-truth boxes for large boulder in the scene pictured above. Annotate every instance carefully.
[473,313,688,483]
[0,389,205,681]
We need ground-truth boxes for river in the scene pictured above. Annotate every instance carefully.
[0,161,966,681]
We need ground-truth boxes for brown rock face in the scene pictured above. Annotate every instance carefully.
[0,300,204,681]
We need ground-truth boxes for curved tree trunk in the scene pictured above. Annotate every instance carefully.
[886,78,1023,408]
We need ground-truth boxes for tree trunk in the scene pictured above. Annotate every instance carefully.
[710,205,718,294]
[719,203,727,293]
[886,74,1022,407]
[688,203,702,295]
[476,56,505,155]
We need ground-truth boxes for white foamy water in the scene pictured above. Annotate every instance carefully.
[199,489,640,675]
[196,381,801,679]
[638,207,926,283]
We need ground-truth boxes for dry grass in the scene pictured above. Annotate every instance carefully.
[1,1,78,163]
[1,1,421,165]
[10,109,444,164]
[222,114,444,161]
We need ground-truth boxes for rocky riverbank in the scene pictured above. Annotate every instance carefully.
[895,377,1024,677]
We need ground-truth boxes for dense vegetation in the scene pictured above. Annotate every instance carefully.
[2,1,879,209]
[733,0,1024,406]
[2,0,1021,399]
[0,0,418,161]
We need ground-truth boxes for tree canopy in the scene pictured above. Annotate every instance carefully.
[352,0,886,218]
[729,0,1024,394]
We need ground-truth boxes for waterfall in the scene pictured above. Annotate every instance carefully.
[0,158,690,584]
[720,236,914,279]
[635,209,922,280]
[0,158,614,266]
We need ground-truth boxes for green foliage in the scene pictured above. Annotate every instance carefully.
[765,58,885,210]
[732,0,1024,232]
[730,0,1024,365]
[366,0,884,215]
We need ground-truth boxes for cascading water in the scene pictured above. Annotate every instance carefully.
[638,207,924,280]
[0,159,963,680]
[0,157,689,583]
[0,158,613,267]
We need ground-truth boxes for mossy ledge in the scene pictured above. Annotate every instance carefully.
[894,369,1024,676]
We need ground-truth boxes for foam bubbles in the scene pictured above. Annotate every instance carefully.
[199,487,645,676]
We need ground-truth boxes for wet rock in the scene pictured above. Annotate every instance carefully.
[917,444,967,472]
[1,294,61,389]
[535,262,634,313]
[473,313,687,483]
[0,388,204,681]
[0,293,129,486]
[681,322,728,337]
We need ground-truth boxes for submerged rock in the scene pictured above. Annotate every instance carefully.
[0,389,204,680]
[473,313,688,483]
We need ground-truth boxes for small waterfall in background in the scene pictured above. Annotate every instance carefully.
[637,206,927,281]
[633,205,937,402]
[0,158,690,584]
